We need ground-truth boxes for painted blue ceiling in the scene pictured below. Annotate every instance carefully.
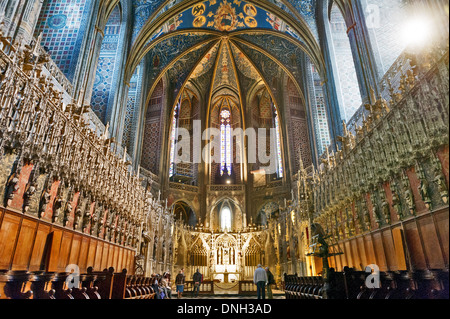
[144,32,217,87]
[132,0,319,45]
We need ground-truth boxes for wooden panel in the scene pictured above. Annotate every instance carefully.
[403,221,427,270]
[29,223,51,271]
[418,216,446,269]
[128,251,135,274]
[78,237,90,272]
[86,239,97,269]
[68,235,82,266]
[357,237,368,269]
[0,213,21,269]
[46,230,63,272]
[113,246,119,270]
[382,230,398,271]
[338,243,347,269]
[350,239,361,270]
[344,241,353,268]
[101,243,109,271]
[12,219,37,270]
[372,232,387,271]
[117,248,124,272]
[107,244,114,269]
[392,228,408,271]
[57,232,73,272]
[123,250,129,272]
[94,241,104,271]
[364,235,376,266]
[328,255,336,270]
[126,249,132,272]
[434,210,449,265]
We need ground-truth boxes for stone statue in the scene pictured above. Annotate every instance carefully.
[39,187,51,219]
[23,182,36,213]
[74,208,82,230]
[391,187,403,220]
[52,194,63,223]
[434,173,448,204]
[63,199,73,227]
[5,172,19,207]
[418,178,432,210]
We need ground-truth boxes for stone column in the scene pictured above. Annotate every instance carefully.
[15,0,44,43]
[0,0,26,39]
[346,0,381,104]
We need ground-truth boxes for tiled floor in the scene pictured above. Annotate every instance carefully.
[177,283,285,299]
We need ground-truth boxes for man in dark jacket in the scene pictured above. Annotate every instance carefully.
[175,269,186,299]
[192,269,203,298]
[266,267,275,299]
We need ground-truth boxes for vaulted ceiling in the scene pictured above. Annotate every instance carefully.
[130,0,325,111]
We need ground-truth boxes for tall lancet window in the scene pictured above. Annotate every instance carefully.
[220,109,232,176]
[169,101,180,178]
[273,104,284,179]
[221,205,232,232]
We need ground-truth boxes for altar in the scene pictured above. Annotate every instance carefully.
[213,270,241,283]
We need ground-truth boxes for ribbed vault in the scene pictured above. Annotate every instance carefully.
[125,0,326,84]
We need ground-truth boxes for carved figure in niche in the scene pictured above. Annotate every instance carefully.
[110,224,116,242]
[82,209,91,233]
[23,182,36,212]
[105,225,111,241]
[432,155,448,204]
[91,211,99,236]
[434,173,448,204]
[381,196,391,225]
[5,171,19,207]
[364,211,371,231]
[115,222,121,244]
[379,189,391,224]
[391,181,403,220]
[418,177,432,210]
[161,241,166,263]
[63,199,73,227]
[348,218,355,236]
[153,234,158,260]
[39,186,51,219]
[372,201,382,227]
[402,176,415,216]
[52,194,63,223]
[74,207,82,230]
[416,164,432,210]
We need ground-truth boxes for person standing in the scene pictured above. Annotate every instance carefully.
[175,269,186,299]
[162,272,172,299]
[254,264,268,299]
[266,267,275,299]
[151,274,161,299]
[192,269,203,298]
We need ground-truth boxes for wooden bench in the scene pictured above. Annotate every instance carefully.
[284,268,449,300]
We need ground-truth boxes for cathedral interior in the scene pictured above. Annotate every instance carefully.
[0,0,449,300]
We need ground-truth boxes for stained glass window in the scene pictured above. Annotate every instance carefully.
[220,109,232,176]
[169,102,180,178]
[221,206,232,232]
[273,105,284,178]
